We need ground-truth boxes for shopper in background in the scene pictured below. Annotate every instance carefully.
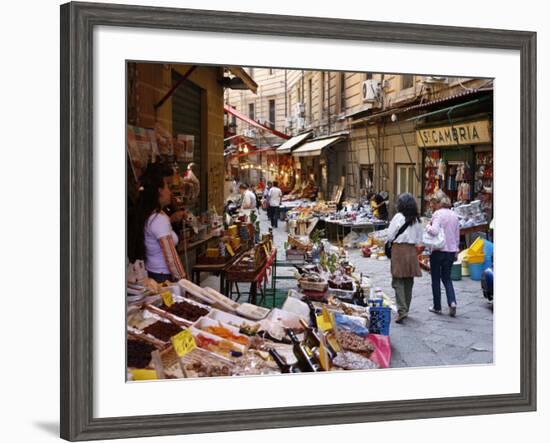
[128,164,186,283]
[386,193,423,323]
[262,181,272,215]
[239,183,257,211]
[426,190,460,317]
[268,181,283,228]
[370,192,389,220]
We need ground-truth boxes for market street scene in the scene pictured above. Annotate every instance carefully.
[126,63,494,379]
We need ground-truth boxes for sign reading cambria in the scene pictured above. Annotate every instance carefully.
[416,119,491,148]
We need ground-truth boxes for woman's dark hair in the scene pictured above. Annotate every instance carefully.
[239,183,249,190]
[272,181,279,187]
[396,192,420,225]
[127,164,166,262]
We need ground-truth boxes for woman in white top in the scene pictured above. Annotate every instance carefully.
[129,165,187,283]
[385,193,423,323]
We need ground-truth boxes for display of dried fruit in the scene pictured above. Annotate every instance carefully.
[142,321,183,342]
[127,339,155,368]
[336,331,375,356]
[205,325,249,346]
[185,360,232,377]
[165,300,209,322]
[333,351,379,370]
[195,333,242,357]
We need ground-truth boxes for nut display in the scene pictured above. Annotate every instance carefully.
[166,300,209,322]
[127,339,155,368]
[143,321,183,342]
[336,331,375,356]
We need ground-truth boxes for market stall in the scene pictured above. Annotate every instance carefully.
[127,225,396,379]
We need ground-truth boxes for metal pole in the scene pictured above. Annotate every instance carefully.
[395,118,420,183]
[154,65,197,110]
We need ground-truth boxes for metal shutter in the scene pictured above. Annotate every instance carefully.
[171,70,204,211]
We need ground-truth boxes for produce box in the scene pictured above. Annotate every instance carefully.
[207,309,260,330]
[193,316,250,350]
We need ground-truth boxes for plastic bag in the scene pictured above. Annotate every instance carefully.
[422,227,446,249]
[127,260,147,284]
[342,230,359,248]
[367,334,391,368]
[334,313,369,337]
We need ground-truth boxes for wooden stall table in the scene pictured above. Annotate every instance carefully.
[225,248,277,306]
[190,248,246,294]
[324,219,388,244]
[177,233,220,277]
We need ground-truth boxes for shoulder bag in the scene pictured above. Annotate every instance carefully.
[384,219,411,259]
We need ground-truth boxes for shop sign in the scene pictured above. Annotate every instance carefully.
[416,119,491,148]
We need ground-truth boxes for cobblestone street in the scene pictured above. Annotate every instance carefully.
[262,211,494,369]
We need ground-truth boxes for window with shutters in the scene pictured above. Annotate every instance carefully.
[268,100,275,129]
[402,75,414,89]
[396,164,416,196]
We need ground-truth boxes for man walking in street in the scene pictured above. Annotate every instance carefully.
[268,181,282,228]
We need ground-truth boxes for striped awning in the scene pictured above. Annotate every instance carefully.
[276,131,313,154]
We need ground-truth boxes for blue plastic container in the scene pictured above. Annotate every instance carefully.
[482,240,494,271]
[469,263,484,281]
[369,306,391,336]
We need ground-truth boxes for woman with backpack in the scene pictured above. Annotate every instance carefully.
[385,193,423,323]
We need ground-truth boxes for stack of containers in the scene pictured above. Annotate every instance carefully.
[466,237,493,281]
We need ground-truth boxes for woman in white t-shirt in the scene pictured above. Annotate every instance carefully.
[385,192,423,323]
[129,166,187,283]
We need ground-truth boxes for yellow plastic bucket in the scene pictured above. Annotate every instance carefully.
[466,252,485,264]
[468,237,485,254]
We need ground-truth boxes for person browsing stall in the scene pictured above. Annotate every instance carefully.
[386,193,423,323]
[239,183,257,211]
[128,165,187,283]
[370,192,389,220]
[426,190,460,317]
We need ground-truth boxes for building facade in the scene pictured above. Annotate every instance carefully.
[226,67,493,216]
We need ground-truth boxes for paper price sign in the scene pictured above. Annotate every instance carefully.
[316,307,335,332]
[161,290,174,307]
[129,369,157,381]
[171,329,196,357]
[316,315,332,332]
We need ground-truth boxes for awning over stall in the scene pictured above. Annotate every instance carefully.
[291,136,343,157]
[276,131,313,154]
[224,104,290,140]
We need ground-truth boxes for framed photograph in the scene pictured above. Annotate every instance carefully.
[60,1,536,441]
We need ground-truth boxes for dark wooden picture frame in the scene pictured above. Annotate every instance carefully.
[60,1,537,441]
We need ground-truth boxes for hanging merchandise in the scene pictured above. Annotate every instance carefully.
[457,182,471,202]
[446,165,458,191]
[456,163,464,182]
[182,162,200,204]
[154,122,174,157]
[437,158,446,182]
